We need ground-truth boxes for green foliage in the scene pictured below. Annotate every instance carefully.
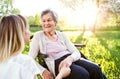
[30,26,42,33]
[27,16,35,25]
[34,13,40,26]
[22,45,30,55]
[23,27,120,79]
[27,13,41,27]
[11,8,20,14]
[73,30,120,79]
[37,74,42,79]
[0,0,20,17]
[57,16,68,30]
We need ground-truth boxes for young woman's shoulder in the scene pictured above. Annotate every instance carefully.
[13,54,36,65]
[12,54,39,77]
[0,54,38,79]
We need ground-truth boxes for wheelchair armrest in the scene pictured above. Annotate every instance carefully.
[74,44,87,59]
[74,44,86,48]
[30,35,33,39]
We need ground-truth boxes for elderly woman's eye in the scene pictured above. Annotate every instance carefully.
[42,20,45,22]
[48,19,52,22]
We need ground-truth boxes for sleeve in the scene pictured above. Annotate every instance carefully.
[62,32,81,61]
[29,32,40,59]
[28,32,47,77]
[21,57,45,79]
[21,56,45,79]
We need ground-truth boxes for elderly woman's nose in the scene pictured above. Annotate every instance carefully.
[44,21,49,25]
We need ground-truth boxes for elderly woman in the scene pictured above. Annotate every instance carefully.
[29,9,103,79]
[0,14,40,79]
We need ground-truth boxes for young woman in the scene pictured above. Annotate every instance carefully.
[0,14,40,79]
[29,9,103,79]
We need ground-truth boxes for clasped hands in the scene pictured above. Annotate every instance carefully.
[42,56,73,79]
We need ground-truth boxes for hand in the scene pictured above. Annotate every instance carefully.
[58,56,73,72]
[55,67,71,79]
[42,70,54,79]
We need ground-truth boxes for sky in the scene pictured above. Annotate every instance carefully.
[13,0,99,27]
[13,0,69,16]
[13,0,79,25]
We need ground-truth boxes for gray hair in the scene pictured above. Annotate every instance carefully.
[41,9,58,22]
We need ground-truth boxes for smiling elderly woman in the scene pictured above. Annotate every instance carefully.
[29,9,103,79]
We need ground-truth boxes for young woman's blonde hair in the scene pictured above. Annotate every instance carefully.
[0,14,28,62]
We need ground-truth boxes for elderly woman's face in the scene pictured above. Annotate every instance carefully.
[41,13,57,32]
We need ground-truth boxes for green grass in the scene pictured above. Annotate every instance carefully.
[66,30,120,79]
[30,26,42,33]
[23,27,120,79]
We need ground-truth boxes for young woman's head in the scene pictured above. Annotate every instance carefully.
[0,14,30,62]
[18,15,31,44]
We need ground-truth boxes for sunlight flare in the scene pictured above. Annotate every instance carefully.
[72,0,99,29]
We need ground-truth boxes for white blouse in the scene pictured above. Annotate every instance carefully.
[0,54,40,79]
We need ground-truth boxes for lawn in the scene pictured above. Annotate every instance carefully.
[66,30,120,79]
[23,27,120,79]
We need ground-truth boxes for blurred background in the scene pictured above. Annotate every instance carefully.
[0,0,120,79]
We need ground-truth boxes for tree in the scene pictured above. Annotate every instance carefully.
[0,0,13,15]
[59,0,80,10]
[34,13,40,26]
[59,0,100,32]
[57,16,68,30]
[107,0,120,26]
[0,0,20,17]
[11,8,20,14]
[59,0,120,31]
[27,16,35,26]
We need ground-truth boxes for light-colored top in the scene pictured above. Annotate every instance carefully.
[45,36,70,60]
[0,54,40,79]
[29,31,81,77]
